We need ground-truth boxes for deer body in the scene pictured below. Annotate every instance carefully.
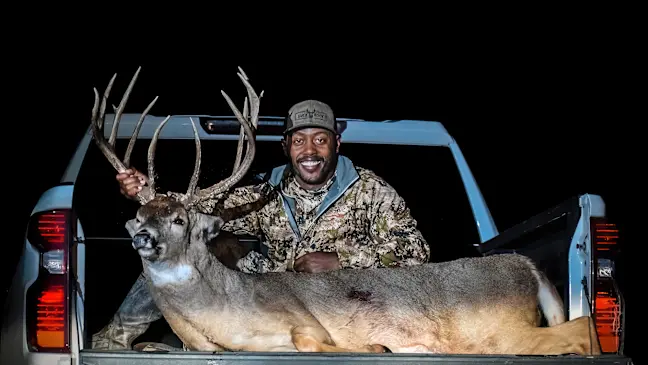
[130,202,600,355]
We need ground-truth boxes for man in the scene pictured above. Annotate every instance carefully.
[92,99,430,350]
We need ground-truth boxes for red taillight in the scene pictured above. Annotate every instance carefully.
[590,218,624,354]
[26,209,72,352]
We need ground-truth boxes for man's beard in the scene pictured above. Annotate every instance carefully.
[292,154,336,187]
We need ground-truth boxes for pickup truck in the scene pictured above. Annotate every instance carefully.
[1,113,633,364]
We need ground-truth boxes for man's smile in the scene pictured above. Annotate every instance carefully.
[298,156,325,174]
[300,160,322,172]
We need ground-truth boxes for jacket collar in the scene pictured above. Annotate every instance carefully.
[264,155,360,237]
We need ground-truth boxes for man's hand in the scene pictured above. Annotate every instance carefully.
[116,168,148,199]
[294,252,341,273]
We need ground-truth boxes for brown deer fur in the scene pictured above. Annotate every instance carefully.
[123,196,601,355]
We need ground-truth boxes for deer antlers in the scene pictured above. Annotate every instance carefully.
[90,66,162,205]
[90,66,262,208]
[185,68,262,207]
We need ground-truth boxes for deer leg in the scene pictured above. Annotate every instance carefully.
[157,306,228,352]
[499,316,601,355]
[531,316,601,355]
[290,325,387,353]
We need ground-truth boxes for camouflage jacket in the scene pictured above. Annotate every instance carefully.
[195,155,430,273]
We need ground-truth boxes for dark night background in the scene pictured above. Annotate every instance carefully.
[2,18,639,362]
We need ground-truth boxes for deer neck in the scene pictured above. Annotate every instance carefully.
[143,259,196,288]
[191,244,245,290]
[141,244,243,296]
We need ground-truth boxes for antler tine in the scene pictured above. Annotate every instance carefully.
[231,67,263,176]
[185,117,202,200]
[108,66,141,147]
[146,115,172,195]
[124,95,159,167]
[92,86,127,172]
[232,67,265,173]
[237,67,262,129]
[97,73,117,131]
[232,96,248,172]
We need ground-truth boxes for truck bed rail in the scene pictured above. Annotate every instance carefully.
[80,350,634,365]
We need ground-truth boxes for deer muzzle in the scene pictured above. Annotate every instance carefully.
[132,231,156,250]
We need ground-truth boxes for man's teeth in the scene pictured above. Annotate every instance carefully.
[300,161,321,167]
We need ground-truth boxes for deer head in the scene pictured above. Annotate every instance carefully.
[123,195,227,262]
[90,66,264,263]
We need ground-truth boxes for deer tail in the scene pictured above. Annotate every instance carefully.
[525,258,566,326]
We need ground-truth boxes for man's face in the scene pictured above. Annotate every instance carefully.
[283,128,340,190]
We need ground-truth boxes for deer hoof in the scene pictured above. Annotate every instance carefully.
[133,342,183,352]
[369,344,391,353]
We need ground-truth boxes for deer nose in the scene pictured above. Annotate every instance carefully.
[133,231,155,249]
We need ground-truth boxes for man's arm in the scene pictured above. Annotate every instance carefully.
[364,179,431,268]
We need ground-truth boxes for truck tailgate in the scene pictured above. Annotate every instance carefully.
[80,350,634,364]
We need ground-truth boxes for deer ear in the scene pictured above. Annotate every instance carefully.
[191,212,225,244]
[125,218,138,237]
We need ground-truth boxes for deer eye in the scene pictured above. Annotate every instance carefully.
[172,218,185,226]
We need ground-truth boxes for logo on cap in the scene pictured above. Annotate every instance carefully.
[293,109,328,122]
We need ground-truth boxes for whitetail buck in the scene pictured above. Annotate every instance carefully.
[89,67,602,355]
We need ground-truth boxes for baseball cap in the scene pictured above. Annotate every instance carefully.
[284,100,337,135]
